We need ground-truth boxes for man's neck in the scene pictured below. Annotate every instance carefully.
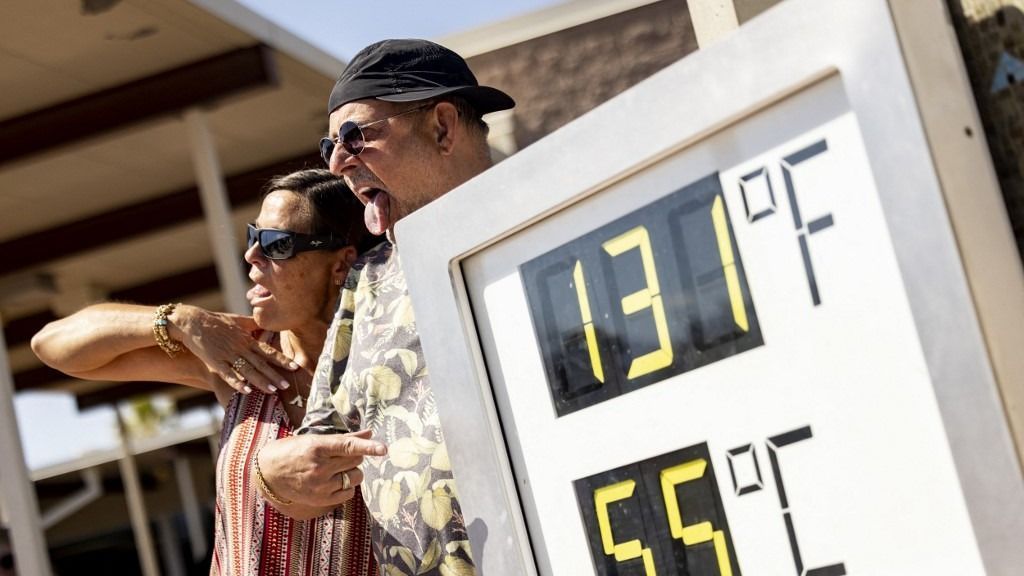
[387,155,493,246]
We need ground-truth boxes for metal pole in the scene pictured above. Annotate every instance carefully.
[0,320,53,576]
[117,413,162,576]
[184,107,249,315]
[686,0,740,47]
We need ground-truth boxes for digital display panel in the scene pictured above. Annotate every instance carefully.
[457,76,988,574]
[521,174,762,416]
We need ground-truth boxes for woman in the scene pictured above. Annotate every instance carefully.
[32,169,377,576]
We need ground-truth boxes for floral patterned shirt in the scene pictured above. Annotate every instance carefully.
[298,242,476,575]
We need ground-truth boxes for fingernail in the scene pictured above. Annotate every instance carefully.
[288,362,299,370]
[279,380,290,390]
[243,385,252,394]
[267,385,277,393]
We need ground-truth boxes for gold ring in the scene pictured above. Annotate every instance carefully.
[341,470,352,491]
[232,357,248,372]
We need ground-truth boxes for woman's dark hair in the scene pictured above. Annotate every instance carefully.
[261,169,372,250]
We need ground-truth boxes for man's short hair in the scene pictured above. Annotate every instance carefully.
[420,95,489,134]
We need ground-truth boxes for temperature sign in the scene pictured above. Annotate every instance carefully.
[397,2,1024,574]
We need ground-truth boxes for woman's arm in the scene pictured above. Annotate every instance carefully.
[31,302,231,400]
[31,302,296,399]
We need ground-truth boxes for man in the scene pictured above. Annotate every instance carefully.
[256,39,515,575]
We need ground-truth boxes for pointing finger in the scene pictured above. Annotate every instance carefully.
[326,430,387,458]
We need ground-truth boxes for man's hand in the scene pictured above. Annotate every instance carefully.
[257,429,387,516]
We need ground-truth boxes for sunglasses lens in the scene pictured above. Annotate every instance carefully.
[339,121,364,156]
[246,224,258,248]
[259,230,295,260]
[319,137,334,165]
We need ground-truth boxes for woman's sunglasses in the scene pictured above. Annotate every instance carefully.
[247,224,344,260]
[319,103,433,165]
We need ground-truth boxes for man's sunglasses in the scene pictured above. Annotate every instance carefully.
[319,103,433,165]
[247,224,344,260]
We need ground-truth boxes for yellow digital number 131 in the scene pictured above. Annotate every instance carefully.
[602,226,673,379]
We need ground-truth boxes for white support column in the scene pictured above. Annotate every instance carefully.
[208,433,221,464]
[485,109,518,162]
[687,0,739,48]
[172,455,207,562]
[0,322,53,576]
[117,415,161,576]
[156,515,187,576]
[208,405,223,463]
[184,108,249,315]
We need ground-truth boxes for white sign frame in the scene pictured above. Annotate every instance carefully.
[396,0,1024,574]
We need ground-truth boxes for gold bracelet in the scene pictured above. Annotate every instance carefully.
[153,303,184,358]
[254,450,293,506]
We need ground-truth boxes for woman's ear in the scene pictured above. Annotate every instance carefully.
[332,246,358,285]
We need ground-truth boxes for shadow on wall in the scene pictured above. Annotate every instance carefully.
[946,1,1024,262]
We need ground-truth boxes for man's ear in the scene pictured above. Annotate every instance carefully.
[432,101,459,155]
[332,246,358,285]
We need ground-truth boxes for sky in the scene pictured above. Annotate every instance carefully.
[16,392,119,470]
[13,0,565,472]
[234,0,567,60]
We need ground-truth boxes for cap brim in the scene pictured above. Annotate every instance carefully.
[376,85,515,115]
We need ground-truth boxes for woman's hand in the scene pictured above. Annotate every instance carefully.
[170,304,298,394]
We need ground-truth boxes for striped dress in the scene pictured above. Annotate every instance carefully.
[210,388,377,575]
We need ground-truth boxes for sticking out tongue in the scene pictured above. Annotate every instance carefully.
[365,190,390,236]
[247,284,270,304]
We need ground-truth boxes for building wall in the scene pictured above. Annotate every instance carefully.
[468,0,698,150]
[734,0,784,23]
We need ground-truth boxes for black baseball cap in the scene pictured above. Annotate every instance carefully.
[328,39,515,115]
